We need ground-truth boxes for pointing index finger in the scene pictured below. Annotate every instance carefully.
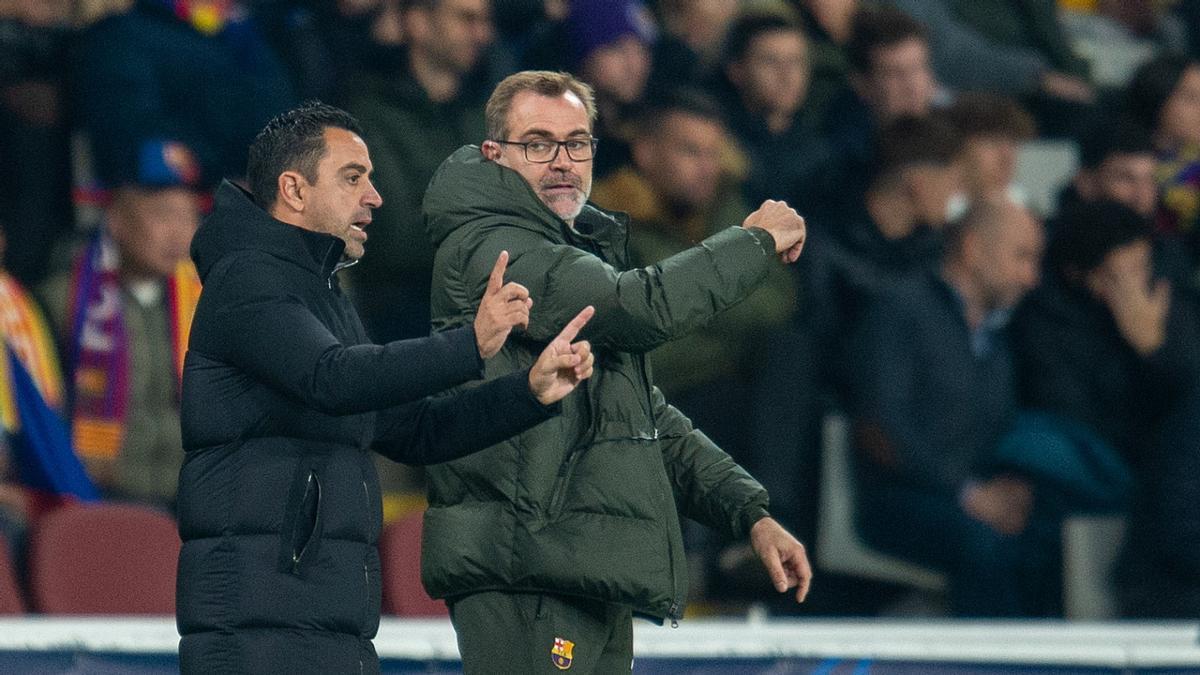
[486,250,509,296]
[555,305,594,344]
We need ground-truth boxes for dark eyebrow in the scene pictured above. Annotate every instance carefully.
[340,162,369,174]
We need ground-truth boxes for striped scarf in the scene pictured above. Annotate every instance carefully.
[0,272,64,431]
[67,230,201,460]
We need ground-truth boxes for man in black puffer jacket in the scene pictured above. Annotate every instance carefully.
[176,102,596,674]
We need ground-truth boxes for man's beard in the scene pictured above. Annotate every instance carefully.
[539,171,588,221]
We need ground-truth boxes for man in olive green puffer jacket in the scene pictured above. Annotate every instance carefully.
[423,70,811,674]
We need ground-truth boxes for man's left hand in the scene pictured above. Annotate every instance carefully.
[749,516,811,603]
[528,305,595,405]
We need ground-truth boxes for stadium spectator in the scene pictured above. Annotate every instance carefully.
[803,114,964,402]
[253,0,397,104]
[1010,199,1200,619]
[650,0,740,91]
[341,0,497,499]
[888,0,1095,136]
[39,182,201,510]
[818,4,943,214]
[343,0,495,346]
[1011,201,1200,474]
[0,230,64,561]
[1062,119,1159,220]
[946,92,1037,207]
[789,0,857,121]
[719,12,832,212]
[1125,53,1200,271]
[562,0,658,177]
[72,0,297,192]
[847,200,1055,617]
[0,0,74,286]
[1055,119,1199,285]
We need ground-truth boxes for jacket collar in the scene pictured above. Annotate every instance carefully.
[425,144,630,254]
[191,180,347,284]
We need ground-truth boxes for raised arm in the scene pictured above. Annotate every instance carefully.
[195,256,484,415]
[374,306,595,464]
[457,206,799,353]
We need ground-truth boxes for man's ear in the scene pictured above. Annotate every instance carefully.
[277,171,306,213]
[481,140,502,161]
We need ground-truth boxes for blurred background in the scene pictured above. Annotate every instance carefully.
[1,0,1200,643]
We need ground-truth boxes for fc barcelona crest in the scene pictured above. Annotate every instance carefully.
[551,636,575,670]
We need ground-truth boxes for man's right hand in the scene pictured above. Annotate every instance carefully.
[742,199,806,263]
[1086,248,1169,357]
[475,251,533,359]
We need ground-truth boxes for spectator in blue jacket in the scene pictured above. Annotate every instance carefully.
[72,0,297,191]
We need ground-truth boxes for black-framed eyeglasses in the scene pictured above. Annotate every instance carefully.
[494,137,599,163]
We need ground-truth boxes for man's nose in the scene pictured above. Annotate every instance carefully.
[364,181,383,208]
[549,144,575,170]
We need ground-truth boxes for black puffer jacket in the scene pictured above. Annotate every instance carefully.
[176,181,557,674]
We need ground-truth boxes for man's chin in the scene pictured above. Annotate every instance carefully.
[540,195,586,222]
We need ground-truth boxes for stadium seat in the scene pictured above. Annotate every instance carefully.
[1063,514,1127,620]
[27,502,180,614]
[0,536,25,614]
[379,511,447,617]
[1014,140,1080,218]
[816,413,948,593]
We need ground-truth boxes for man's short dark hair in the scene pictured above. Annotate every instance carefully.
[246,101,364,210]
[1079,117,1156,169]
[1125,53,1192,134]
[633,87,726,139]
[1048,200,1151,278]
[875,113,963,179]
[947,92,1037,141]
[847,5,927,75]
[724,12,804,65]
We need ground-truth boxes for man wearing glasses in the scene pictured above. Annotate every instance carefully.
[422,70,811,673]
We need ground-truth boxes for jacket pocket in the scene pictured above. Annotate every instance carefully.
[278,464,325,576]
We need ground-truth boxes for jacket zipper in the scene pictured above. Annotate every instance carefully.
[547,448,581,517]
[547,378,595,517]
[635,354,684,625]
[292,471,321,573]
[362,481,372,588]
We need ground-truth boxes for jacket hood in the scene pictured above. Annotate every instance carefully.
[424,145,565,248]
[191,180,346,283]
[424,145,623,249]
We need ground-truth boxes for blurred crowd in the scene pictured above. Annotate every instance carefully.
[2,0,1200,620]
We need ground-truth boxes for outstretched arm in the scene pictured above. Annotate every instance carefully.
[459,204,801,353]
[197,250,541,416]
[374,307,595,463]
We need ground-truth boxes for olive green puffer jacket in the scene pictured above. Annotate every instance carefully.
[421,145,776,621]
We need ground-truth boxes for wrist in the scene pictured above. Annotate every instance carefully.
[741,225,779,255]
